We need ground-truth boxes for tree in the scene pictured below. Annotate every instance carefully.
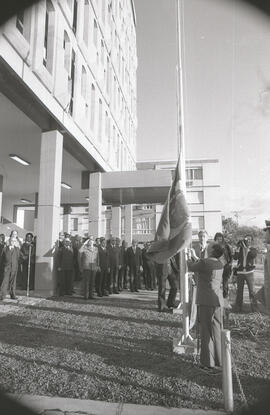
[222,217,265,251]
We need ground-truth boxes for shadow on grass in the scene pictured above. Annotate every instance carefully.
[20,303,180,329]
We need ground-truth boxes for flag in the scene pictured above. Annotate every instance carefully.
[147,157,192,263]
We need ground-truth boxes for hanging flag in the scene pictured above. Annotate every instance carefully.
[147,157,192,263]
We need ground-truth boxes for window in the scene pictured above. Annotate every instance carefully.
[72,0,78,33]
[81,66,87,99]
[16,10,24,34]
[93,19,98,47]
[90,84,95,130]
[186,167,203,180]
[63,31,71,72]
[43,0,55,73]
[72,218,78,232]
[83,0,89,46]
[187,191,204,204]
[191,216,204,232]
[69,49,76,115]
[98,98,103,141]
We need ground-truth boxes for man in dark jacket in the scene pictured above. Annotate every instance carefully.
[188,243,224,370]
[107,237,120,294]
[234,235,258,312]
[142,241,156,290]
[119,240,128,291]
[55,237,74,296]
[0,237,20,300]
[126,239,142,292]
[20,232,35,290]
[98,237,109,296]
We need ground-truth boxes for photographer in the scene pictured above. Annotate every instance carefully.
[234,235,258,312]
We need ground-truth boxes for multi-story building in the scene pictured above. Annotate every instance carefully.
[0,0,137,294]
[135,159,222,241]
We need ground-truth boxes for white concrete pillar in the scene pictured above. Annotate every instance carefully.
[124,204,133,245]
[63,205,72,234]
[89,172,102,237]
[35,130,63,296]
[0,175,3,222]
[34,192,38,236]
[111,206,121,239]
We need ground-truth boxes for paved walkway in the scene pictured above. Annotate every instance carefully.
[11,394,226,415]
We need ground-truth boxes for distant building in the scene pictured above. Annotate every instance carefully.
[135,159,222,241]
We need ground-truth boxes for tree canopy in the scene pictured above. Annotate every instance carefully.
[222,217,266,251]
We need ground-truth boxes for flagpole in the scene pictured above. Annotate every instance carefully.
[174,0,193,346]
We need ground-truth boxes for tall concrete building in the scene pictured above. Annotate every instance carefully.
[0,0,137,295]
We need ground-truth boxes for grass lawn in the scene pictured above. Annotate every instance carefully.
[0,290,269,411]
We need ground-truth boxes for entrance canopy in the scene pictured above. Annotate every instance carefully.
[101,170,172,205]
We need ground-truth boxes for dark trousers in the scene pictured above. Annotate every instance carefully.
[0,269,17,298]
[83,269,96,299]
[118,265,128,290]
[59,270,73,296]
[130,265,139,291]
[222,264,231,298]
[199,305,222,367]
[97,268,107,296]
[145,262,156,290]
[157,271,177,310]
[235,272,258,311]
[21,262,35,290]
[109,265,119,292]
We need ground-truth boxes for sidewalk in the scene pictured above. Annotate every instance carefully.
[11,395,226,415]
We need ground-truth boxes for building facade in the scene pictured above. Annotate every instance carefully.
[0,0,137,295]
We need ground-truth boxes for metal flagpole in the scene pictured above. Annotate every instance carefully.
[26,244,32,297]
[173,0,194,352]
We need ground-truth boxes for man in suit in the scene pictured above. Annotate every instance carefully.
[187,242,224,371]
[98,237,109,296]
[142,241,156,290]
[107,237,120,294]
[0,237,21,300]
[119,240,128,291]
[193,230,209,259]
[126,239,142,292]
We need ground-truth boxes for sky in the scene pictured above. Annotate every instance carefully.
[134,0,270,228]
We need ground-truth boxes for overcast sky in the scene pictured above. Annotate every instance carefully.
[134,0,270,227]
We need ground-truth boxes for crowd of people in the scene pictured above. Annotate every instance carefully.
[0,226,261,373]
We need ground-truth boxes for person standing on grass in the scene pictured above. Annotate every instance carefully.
[79,235,99,300]
[0,237,21,301]
[214,232,232,299]
[20,232,36,291]
[107,237,120,294]
[98,237,109,296]
[187,242,224,371]
[234,235,258,312]
[126,239,143,292]
[55,237,74,296]
[0,233,6,286]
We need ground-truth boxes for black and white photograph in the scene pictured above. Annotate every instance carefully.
[0,0,269,414]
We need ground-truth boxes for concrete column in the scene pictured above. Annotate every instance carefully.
[34,192,38,235]
[124,204,133,245]
[0,175,3,223]
[63,205,72,234]
[89,172,102,237]
[111,206,121,239]
[35,130,63,297]
[155,204,163,230]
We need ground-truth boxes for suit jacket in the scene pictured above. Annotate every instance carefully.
[234,245,257,272]
[119,246,128,267]
[188,258,224,307]
[98,246,109,270]
[107,245,120,268]
[126,246,142,268]
[192,241,207,259]
[2,246,20,273]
